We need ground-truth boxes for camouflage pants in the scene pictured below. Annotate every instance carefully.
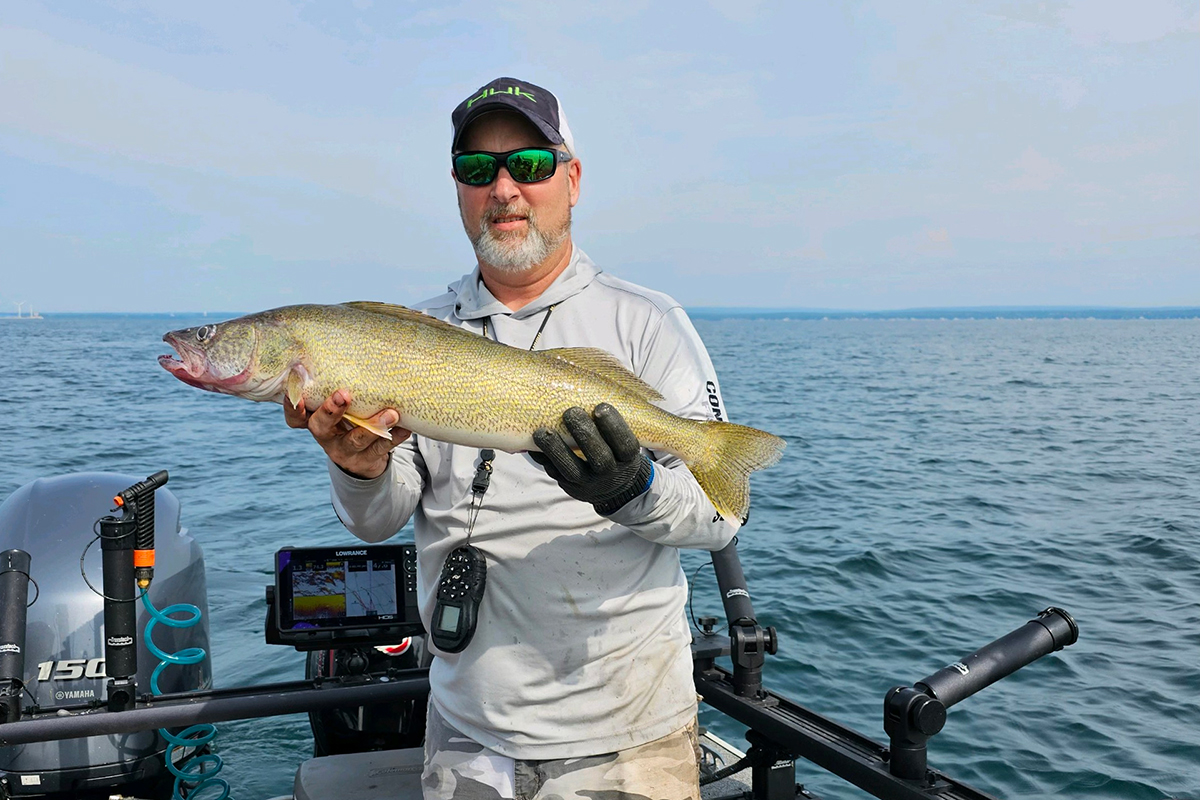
[422,704,701,800]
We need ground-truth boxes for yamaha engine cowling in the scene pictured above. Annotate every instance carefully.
[0,473,212,799]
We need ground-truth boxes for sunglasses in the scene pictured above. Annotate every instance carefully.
[452,148,573,186]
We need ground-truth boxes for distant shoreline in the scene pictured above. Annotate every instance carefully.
[14,307,1200,320]
[688,307,1200,320]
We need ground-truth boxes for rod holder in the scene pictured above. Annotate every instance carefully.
[0,550,32,723]
[885,607,1079,782]
[710,540,777,699]
[100,516,138,712]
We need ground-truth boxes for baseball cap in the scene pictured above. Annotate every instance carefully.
[451,77,576,156]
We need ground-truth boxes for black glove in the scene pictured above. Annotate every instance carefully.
[531,403,654,516]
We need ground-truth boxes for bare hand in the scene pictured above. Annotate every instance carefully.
[284,389,410,479]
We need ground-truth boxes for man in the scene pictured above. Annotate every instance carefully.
[286,77,738,799]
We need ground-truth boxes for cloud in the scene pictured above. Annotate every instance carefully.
[1134,172,1191,204]
[1048,75,1085,110]
[1078,136,1171,162]
[993,147,1067,192]
[1058,0,1198,45]
[0,25,430,206]
[885,226,955,258]
[796,236,828,261]
[1,3,1196,311]
[707,0,766,23]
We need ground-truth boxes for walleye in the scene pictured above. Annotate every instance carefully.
[159,302,785,522]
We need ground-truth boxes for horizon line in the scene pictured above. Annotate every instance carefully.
[5,304,1200,317]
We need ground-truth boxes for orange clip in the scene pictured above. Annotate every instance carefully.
[133,549,156,568]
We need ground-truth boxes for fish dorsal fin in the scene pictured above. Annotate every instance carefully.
[543,347,664,401]
[341,301,477,339]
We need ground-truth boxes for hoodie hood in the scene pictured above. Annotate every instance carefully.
[449,245,601,321]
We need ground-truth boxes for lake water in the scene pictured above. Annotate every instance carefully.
[0,314,1196,799]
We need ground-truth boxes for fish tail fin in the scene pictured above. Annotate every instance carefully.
[686,421,786,524]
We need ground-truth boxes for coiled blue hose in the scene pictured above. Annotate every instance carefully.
[142,591,231,800]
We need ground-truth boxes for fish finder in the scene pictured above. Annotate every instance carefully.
[267,545,423,649]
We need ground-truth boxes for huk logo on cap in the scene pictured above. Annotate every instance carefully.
[467,84,536,108]
[452,77,573,155]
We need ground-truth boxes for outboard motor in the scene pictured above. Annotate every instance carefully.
[0,473,212,799]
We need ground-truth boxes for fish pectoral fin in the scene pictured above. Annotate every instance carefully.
[285,367,309,410]
[342,413,394,441]
[543,347,665,402]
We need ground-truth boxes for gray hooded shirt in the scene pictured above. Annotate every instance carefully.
[328,246,738,759]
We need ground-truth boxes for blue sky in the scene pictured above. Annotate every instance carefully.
[1,1,1196,312]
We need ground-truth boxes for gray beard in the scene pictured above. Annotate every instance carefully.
[468,204,570,274]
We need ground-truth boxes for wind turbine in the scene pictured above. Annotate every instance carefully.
[14,301,25,319]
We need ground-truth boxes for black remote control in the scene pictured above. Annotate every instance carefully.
[430,544,487,653]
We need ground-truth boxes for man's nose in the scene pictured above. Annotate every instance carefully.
[490,168,521,204]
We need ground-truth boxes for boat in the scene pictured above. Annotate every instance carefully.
[0,471,1078,799]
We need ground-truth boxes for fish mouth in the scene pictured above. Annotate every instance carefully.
[157,353,209,389]
[159,331,232,390]
[159,332,205,379]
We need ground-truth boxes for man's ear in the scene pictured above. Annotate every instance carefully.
[567,158,582,207]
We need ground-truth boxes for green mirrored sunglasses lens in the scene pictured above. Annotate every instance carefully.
[455,153,499,185]
[505,149,556,182]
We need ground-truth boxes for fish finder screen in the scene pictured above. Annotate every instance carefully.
[290,556,398,622]
[274,545,419,638]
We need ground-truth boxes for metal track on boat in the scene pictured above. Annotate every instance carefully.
[697,664,999,800]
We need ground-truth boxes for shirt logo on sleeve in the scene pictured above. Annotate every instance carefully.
[705,381,725,421]
[707,380,727,522]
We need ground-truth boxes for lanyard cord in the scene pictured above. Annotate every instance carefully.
[466,303,558,542]
[481,303,558,350]
[465,456,492,541]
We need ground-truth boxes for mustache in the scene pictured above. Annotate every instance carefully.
[482,203,534,224]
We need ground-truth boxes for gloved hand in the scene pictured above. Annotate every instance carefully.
[531,403,655,516]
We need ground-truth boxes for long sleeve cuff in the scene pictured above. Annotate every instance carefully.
[605,462,739,550]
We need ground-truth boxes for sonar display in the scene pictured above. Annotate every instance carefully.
[291,557,398,621]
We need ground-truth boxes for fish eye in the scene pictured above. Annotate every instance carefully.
[196,325,215,342]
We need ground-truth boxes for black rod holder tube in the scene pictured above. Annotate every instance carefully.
[99,516,138,711]
[915,607,1079,709]
[0,550,32,723]
[710,539,756,627]
[0,672,430,746]
[710,540,777,698]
